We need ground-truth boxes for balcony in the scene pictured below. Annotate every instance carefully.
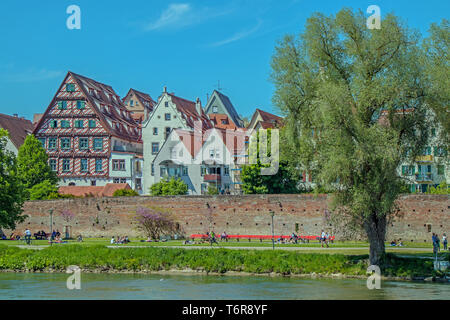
[416,155,433,162]
[203,174,221,182]
[415,173,433,182]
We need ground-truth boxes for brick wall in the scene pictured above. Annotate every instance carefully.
[6,194,449,243]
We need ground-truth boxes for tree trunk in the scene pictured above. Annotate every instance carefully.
[364,213,387,266]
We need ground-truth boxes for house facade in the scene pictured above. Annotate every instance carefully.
[122,88,156,124]
[33,71,144,192]
[204,90,244,129]
[141,87,213,194]
[153,127,247,195]
[0,113,34,155]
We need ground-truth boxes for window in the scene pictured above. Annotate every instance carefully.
[66,83,75,92]
[435,146,447,157]
[182,166,188,176]
[77,101,85,110]
[152,142,159,155]
[224,166,230,176]
[165,127,171,139]
[93,138,103,151]
[130,100,134,106]
[91,180,96,186]
[135,178,142,190]
[160,167,167,176]
[88,120,96,128]
[95,159,103,172]
[401,165,414,176]
[210,149,215,158]
[212,106,218,113]
[151,164,155,176]
[48,138,57,150]
[80,159,88,172]
[61,120,70,128]
[437,165,445,175]
[165,113,171,121]
[79,138,89,150]
[60,138,71,150]
[113,178,120,183]
[49,159,57,171]
[221,119,228,125]
[165,101,169,107]
[153,127,158,135]
[113,159,126,171]
[50,120,58,128]
[75,120,84,128]
[201,166,206,176]
[120,178,127,183]
[38,138,46,149]
[62,159,70,172]
[170,148,177,159]
[58,101,67,110]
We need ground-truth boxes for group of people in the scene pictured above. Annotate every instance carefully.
[320,230,332,248]
[390,238,404,246]
[110,236,130,244]
[432,233,448,253]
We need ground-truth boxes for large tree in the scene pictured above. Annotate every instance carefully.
[271,8,446,265]
[0,129,26,229]
[17,135,57,198]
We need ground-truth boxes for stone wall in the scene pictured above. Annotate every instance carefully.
[7,194,449,243]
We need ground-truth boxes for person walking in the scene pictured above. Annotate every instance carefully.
[24,228,31,245]
[443,234,448,251]
[321,230,326,248]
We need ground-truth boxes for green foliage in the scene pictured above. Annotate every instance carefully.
[113,188,139,197]
[0,129,26,229]
[206,185,219,195]
[241,161,300,194]
[150,177,188,196]
[28,180,59,200]
[17,135,57,199]
[0,244,437,278]
[270,8,446,265]
[426,181,450,194]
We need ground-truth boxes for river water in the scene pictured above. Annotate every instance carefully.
[0,273,448,300]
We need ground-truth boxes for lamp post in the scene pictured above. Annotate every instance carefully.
[49,209,53,246]
[270,210,275,250]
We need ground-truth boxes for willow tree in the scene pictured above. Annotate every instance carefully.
[271,8,445,265]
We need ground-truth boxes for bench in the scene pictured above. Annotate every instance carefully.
[190,234,335,243]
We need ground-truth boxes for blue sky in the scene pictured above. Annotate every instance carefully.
[0,0,448,120]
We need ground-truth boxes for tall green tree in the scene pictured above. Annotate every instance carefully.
[271,8,443,265]
[17,135,57,198]
[0,129,26,229]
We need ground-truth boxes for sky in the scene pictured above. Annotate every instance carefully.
[0,0,448,121]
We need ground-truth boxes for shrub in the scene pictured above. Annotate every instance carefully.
[113,189,139,197]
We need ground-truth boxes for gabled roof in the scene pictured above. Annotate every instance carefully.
[123,88,156,111]
[167,93,213,129]
[0,113,33,149]
[33,71,142,143]
[249,108,283,130]
[205,90,243,128]
[58,183,131,197]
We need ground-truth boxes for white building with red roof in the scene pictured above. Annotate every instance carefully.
[153,127,247,195]
[33,71,144,192]
[141,86,213,193]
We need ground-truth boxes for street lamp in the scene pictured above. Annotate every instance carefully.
[49,209,53,246]
[270,210,275,250]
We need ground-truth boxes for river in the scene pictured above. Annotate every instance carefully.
[0,273,448,300]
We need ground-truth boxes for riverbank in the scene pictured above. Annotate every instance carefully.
[0,245,448,281]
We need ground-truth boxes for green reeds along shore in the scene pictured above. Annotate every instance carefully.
[0,245,445,278]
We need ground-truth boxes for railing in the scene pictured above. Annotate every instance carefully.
[416,155,433,162]
[203,174,221,182]
[415,173,433,182]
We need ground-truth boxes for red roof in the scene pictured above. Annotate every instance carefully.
[33,71,142,143]
[58,183,131,197]
[168,93,213,129]
[256,108,283,124]
[123,88,156,112]
[0,113,34,150]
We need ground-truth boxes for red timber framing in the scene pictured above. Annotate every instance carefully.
[33,71,142,181]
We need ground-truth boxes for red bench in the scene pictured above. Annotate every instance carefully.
[190,234,335,243]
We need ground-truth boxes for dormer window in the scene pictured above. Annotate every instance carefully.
[212,106,218,113]
[130,100,134,106]
[66,83,75,92]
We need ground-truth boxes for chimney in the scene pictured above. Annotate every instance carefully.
[196,97,202,116]
[163,86,167,93]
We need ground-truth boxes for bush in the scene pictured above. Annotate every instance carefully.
[113,189,139,197]
[207,185,219,195]
[150,177,188,196]
[29,180,58,200]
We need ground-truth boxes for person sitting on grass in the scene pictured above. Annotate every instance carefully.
[397,238,404,247]
[77,235,83,242]
[390,239,397,246]
[110,236,116,244]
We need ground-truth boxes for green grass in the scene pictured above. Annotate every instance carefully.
[0,244,447,278]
